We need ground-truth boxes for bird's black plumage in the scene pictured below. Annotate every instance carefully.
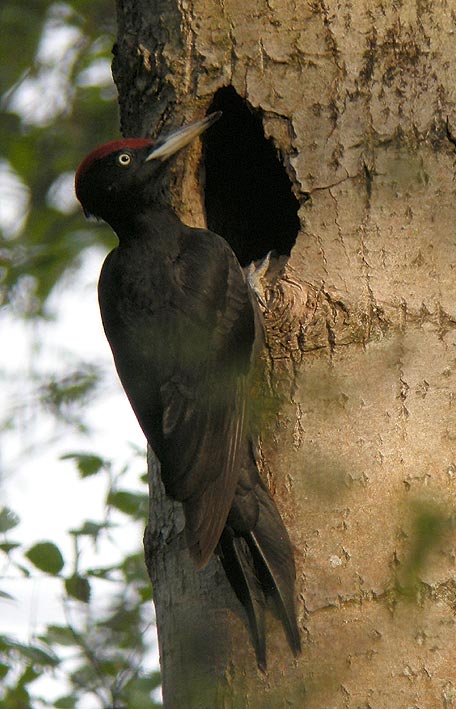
[75,114,300,669]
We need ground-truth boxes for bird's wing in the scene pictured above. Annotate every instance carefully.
[158,230,257,568]
[161,374,248,568]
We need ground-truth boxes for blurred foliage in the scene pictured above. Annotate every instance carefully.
[0,0,120,317]
[0,1,161,706]
[38,363,103,431]
[0,455,160,707]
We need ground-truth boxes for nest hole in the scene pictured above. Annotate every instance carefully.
[203,86,300,267]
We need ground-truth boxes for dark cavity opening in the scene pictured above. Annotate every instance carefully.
[202,86,300,267]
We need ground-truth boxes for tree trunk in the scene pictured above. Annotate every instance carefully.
[114,1,456,706]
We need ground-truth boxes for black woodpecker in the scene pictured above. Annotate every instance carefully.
[75,113,300,669]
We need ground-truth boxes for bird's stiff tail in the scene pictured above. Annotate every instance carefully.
[219,476,301,670]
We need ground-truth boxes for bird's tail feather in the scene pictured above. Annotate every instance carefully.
[219,483,300,669]
[249,525,301,657]
[219,530,267,670]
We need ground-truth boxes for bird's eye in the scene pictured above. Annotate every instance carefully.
[117,152,132,167]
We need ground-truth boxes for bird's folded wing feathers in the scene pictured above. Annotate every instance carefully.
[160,375,248,568]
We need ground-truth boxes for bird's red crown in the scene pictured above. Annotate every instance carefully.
[75,138,153,195]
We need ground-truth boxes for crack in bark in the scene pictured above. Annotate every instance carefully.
[307,587,390,616]
[328,185,350,270]
[306,169,354,194]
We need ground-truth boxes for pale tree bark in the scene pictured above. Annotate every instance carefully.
[114,1,456,706]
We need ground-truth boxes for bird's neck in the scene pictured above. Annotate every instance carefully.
[111,205,183,249]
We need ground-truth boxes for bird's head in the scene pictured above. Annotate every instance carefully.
[75,112,221,228]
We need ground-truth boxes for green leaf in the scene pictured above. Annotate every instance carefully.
[97,658,120,677]
[103,606,141,635]
[61,452,106,478]
[120,552,149,585]
[20,664,40,685]
[39,366,101,420]
[25,542,64,575]
[138,585,153,603]
[85,565,116,580]
[65,574,91,603]
[21,645,58,668]
[70,520,112,538]
[42,625,76,647]
[54,697,77,709]
[0,542,20,554]
[0,507,20,532]
[0,589,15,601]
[15,563,31,578]
[125,673,162,705]
[2,685,31,708]
[0,662,9,680]
[1,637,59,667]
[107,490,148,518]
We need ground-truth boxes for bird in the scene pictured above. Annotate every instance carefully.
[75,112,300,669]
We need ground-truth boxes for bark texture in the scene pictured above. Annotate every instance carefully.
[114,1,456,706]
